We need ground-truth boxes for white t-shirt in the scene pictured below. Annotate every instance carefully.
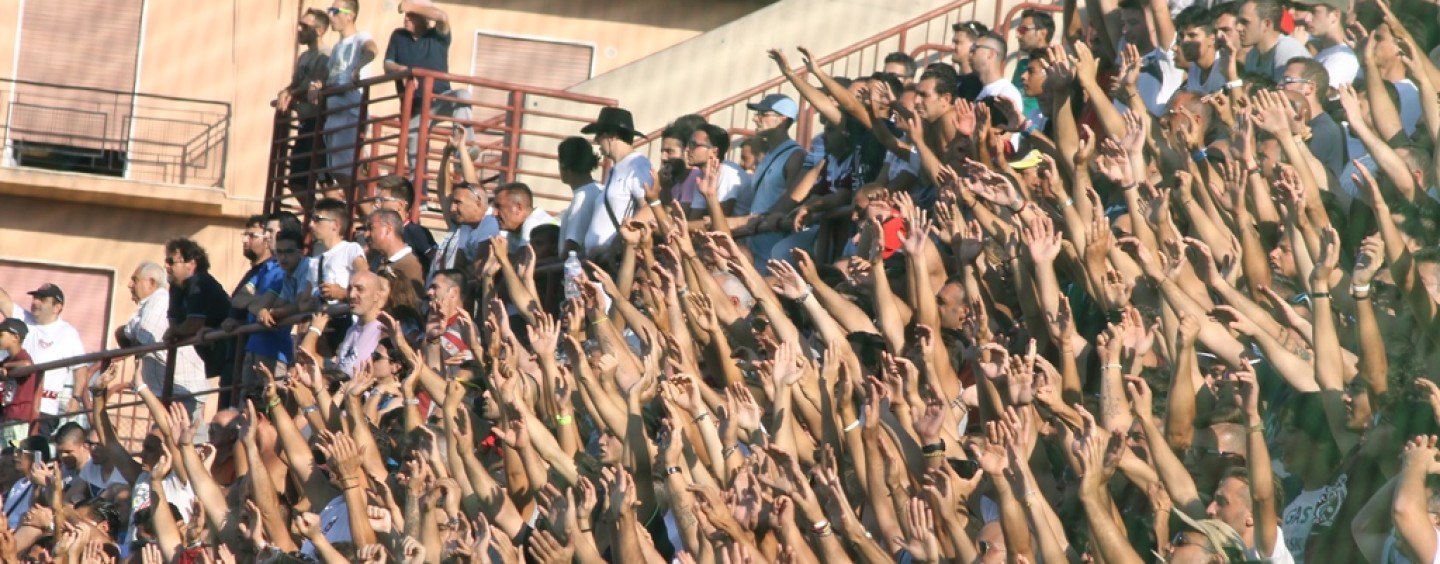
[690,161,748,210]
[500,208,557,251]
[1132,42,1185,116]
[6,305,86,415]
[326,32,373,89]
[584,151,652,255]
[311,241,366,293]
[1245,524,1297,564]
[977,79,1024,113]
[1316,43,1360,88]
[559,182,602,249]
[1280,475,1348,562]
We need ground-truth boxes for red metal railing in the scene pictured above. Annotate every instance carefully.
[265,69,616,220]
[633,0,1062,156]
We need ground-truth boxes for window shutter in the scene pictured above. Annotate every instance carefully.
[11,0,143,152]
[468,33,594,119]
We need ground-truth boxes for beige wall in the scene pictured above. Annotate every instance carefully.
[0,196,249,349]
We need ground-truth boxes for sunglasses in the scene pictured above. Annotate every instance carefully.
[372,352,390,362]
[326,6,354,16]
[686,140,714,149]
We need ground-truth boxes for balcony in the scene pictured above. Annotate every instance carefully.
[0,78,233,215]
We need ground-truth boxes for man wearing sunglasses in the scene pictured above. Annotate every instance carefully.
[1281,58,1345,181]
[314,0,377,185]
[276,8,331,206]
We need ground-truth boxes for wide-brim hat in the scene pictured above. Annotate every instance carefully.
[581,107,639,137]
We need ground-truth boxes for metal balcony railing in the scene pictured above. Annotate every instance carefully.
[0,78,231,187]
[264,68,616,221]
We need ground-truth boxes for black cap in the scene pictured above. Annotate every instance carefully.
[26,283,64,304]
[0,319,27,341]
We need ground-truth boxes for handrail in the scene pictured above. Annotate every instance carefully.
[7,306,347,379]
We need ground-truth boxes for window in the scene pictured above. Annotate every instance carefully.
[469,32,595,119]
[8,0,144,176]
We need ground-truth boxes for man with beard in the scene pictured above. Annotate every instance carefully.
[227,215,291,396]
[275,8,330,204]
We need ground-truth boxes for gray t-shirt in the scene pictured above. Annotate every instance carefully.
[1245,35,1311,81]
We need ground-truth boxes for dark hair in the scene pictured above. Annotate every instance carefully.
[245,214,268,229]
[919,68,959,101]
[1286,56,1330,99]
[303,8,330,30]
[18,436,49,462]
[978,32,1008,60]
[268,211,304,235]
[694,124,731,156]
[54,422,85,445]
[882,51,918,79]
[1174,6,1216,33]
[164,238,211,272]
[274,229,304,250]
[376,175,415,209]
[672,114,708,133]
[77,497,122,538]
[1212,1,1239,16]
[1020,9,1056,40]
[494,182,535,208]
[314,197,350,232]
[952,20,990,39]
[558,136,599,174]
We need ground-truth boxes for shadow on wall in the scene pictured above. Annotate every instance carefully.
[429,0,776,31]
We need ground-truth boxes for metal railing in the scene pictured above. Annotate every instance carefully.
[0,78,231,187]
[5,305,348,450]
[631,0,1063,156]
[264,68,616,220]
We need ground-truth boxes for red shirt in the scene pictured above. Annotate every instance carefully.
[2,349,38,423]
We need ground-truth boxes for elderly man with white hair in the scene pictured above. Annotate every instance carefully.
[113,261,210,429]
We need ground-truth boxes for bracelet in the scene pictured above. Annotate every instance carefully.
[810,520,831,534]
[723,444,740,458]
[89,387,106,395]
[796,285,814,303]
[1119,183,1139,191]
[1225,79,1244,89]
[921,441,945,455]
[1192,148,1208,163]
[1103,363,1123,370]
[265,397,283,411]
[301,405,320,415]
[134,383,149,394]
[406,398,421,406]
[694,412,712,423]
[843,419,861,432]
[1353,290,1372,300]
[664,466,683,476]
[1061,197,1074,208]
[1311,291,1331,300]
[924,451,947,459]
[1352,283,1371,294]
[555,414,574,426]
[308,326,324,336]
[591,317,609,326]
[647,200,662,208]
[1247,422,1265,434]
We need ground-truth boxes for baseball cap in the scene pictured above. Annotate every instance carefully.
[747,93,799,120]
[26,283,64,304]
[1173,510,1247,561]
[0,319,27,341]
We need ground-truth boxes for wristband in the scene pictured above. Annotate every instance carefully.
[1351,283,1371,294]
[1310,291,1331,300]
[1225,79,1244,90]
[1119,183,1139,191]
[664,466,683,476]
[694,412,712,423]
[1103,363,1123,370]
[920,441,945,455]
[1247,422,1265,434]
[1192,148,1208,163]
[134,383,149,394]
[647,200,662,208]
[924,450,947,459]
[796,285,814,303]
[810,520,831,534]
[591,317,609,327]
[843,419,861,432]
[301,405,320,415]
[555,414,574,426]
[406,398,421,406]
[1061,197,1074,208]
[308,326,323,336]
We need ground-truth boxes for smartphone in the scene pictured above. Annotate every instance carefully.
[949,458,981,480]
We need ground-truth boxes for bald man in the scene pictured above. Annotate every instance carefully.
[335,271,389,376]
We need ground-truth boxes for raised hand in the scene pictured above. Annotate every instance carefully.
[1352,234,1385,288]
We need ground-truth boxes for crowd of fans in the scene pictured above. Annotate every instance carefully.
[4,0,1440,561]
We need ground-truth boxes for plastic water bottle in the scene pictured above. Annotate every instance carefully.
[563,251,584,302]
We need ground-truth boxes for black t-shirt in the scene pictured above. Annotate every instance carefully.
[956,72,984,101]
[386,27,452,104]
[169,271,232,329]
[1306,112,1346,182]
